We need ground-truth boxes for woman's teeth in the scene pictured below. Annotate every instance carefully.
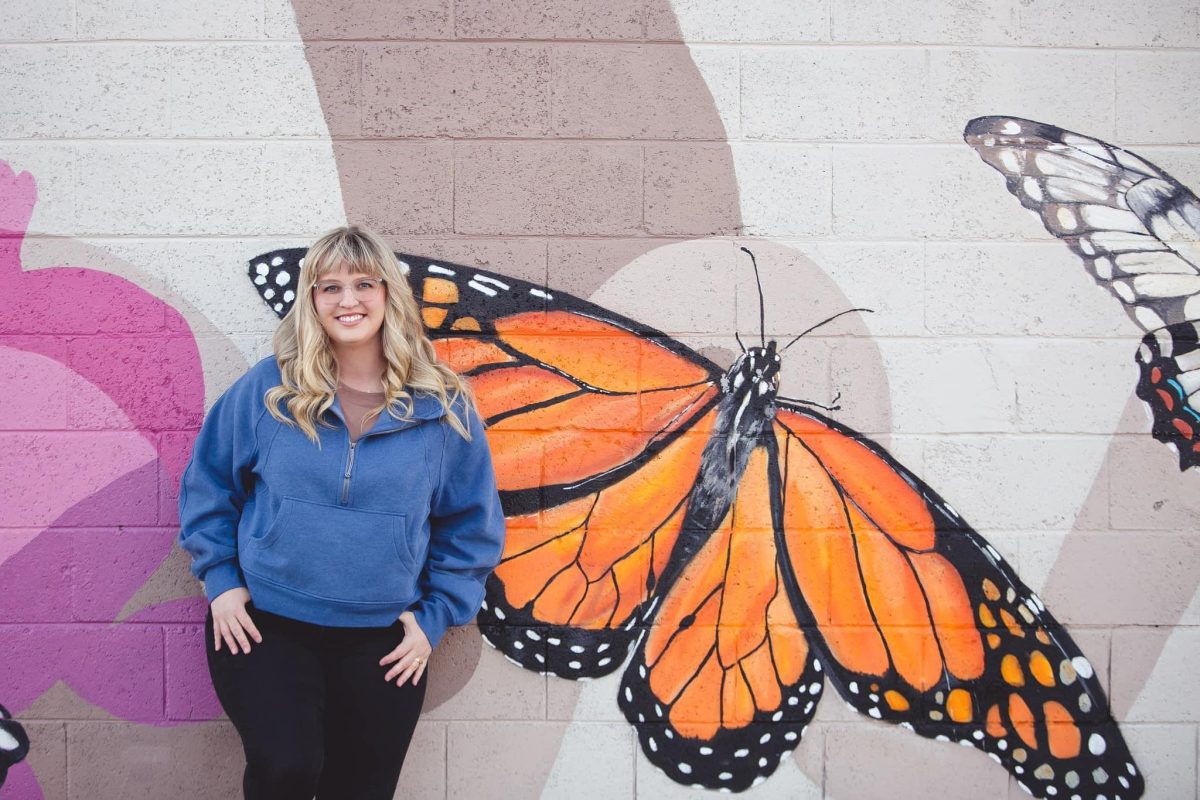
[337,314,364,323]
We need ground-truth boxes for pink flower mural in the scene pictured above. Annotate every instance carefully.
[0,161,216,796]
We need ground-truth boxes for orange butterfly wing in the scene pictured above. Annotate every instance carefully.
[773,407,1143,799]
[419,276,720,676]
[619,445,824,791]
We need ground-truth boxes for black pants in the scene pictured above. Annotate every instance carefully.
[206,605,426,800]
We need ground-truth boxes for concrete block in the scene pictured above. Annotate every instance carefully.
[922,435,1112,530]
[1116,53,1200,144]
[324,141,452,235]
[77,0,261,39]
[928,49,1116,142]
[1019,0,1200,47]
[1135,145,1200,189]
[393,238,548,289]
[822,336,892,438]
[742,47,929,141]
[832,0,1018,43]
[1025,530,1200,626]
[0,143,76,235]
[1118,724,1197,800]
[0,0,73,41]
[832,145,1055,240]
[301,44,361,137]
[1107,434,1200,530]
[396,721,446,799]
[1,344,70,426]
[18,721,68,800]
[552,44,736,140]
[170,44,331,138]
[70,528,178,622]
[363,44,551,137]
[78,237,285,337]
[455,0,643,40]
[870,339,1020,434]
[924,242,1140,338]
[254,142,347,235]
[825,722,1010,798]
[2,624,164,721]
[68,336,204,429]
[997,339,1137,434]
[585,238,739,336]
[733,241,922,338]
[644,144,742,236]
[547,238,687,299]
[0,529,71,623]
[454,142,642,236]
[0,433,157,527]
[770,242,927,339]
[66,721,242,800]
[275,0,452,39]
[164,624,223,721]
[447,721,570,796]
[541,723,635,798]
[0,45,171,138]
[648,0,828,42]
[547,674,620,722]
[424,640,546,721]
[74,143,263,235]
[0,276,167,334]
[1114,627,1200,723]
[729,143,833,236]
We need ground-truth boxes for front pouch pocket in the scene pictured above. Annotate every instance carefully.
[244,496,415,605]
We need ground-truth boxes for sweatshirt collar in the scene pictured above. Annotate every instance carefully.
[328,391,448,434]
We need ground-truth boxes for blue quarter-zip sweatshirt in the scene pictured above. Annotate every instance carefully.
[178,356,506,648]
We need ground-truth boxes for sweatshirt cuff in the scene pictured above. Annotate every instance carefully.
[410,598,453,650]
[202,561,246,601]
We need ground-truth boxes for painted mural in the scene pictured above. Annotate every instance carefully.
[967,117,1200,471]
[0,704,29,786]
[0,161,214,796]
[5,0,1199,793]
[250,248,1143,799]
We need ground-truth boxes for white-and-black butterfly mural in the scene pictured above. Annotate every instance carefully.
[966,116,1200,471]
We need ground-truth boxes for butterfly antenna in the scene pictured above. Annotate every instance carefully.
[738,246,767,349]
[782,308,874,352]
[778,392,842,413]
[734,331,747,354]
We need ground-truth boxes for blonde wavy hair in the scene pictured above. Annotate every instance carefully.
[265,225,474,443]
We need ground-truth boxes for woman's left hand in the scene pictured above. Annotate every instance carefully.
[380,611,432,686]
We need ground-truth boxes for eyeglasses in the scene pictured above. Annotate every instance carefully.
[312,278,386,302]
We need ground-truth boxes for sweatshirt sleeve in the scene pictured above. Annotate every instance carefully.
[177,374,264,600]
[410,402,506,649]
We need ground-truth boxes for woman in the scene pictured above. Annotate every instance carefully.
[178,225,506,799]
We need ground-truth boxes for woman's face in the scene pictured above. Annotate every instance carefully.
[312,268,387,350]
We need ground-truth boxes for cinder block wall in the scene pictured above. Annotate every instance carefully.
[2,0,1199,797]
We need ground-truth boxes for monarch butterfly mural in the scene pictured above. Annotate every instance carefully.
[249,248,1143,799]
[966,116,1200,471]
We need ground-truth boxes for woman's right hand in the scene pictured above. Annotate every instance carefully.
[210,587,263,655]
